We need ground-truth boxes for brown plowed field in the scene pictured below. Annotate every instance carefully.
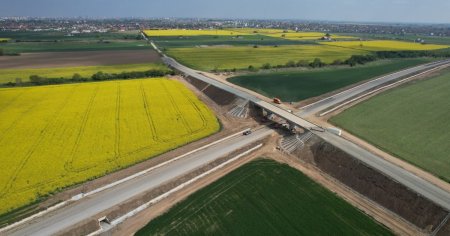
[0,49,161,69]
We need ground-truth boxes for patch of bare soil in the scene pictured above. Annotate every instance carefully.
[102,136,275,236]
[183,75,238,106]
[436,217,450,236]
[308,139,448,232]
[314,66,450,195]
[0,49,161,69]
[269,140,423,236]
[6,73,257,228]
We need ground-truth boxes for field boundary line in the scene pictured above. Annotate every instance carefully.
[319,65,447,117]
[161,82,193,134]
[431,213,450,236]
[0,128,250,233]
[299,59,450,110]
[89,143,264,236]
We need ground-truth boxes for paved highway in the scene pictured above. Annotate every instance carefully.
[160,52,450,211]
[298,59,450,116]
[6,127,273,236]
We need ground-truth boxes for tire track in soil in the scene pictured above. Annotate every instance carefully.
[0,86,78,198]
[65,85,100,173]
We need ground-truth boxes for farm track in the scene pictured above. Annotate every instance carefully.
[162,82,193,135]
[140,81,160,142]
[65,86,100,173]
[112,83,122,166]
[0,90,53,195]
[178,84,209,133]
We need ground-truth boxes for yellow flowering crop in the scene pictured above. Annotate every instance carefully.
[227,28,294,34]
[0,63,170,84]
[226,29,354,40]
[0,78,219,214]
[267,32,355,40]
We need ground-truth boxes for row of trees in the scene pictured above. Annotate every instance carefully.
[254,58,327,71]
[22,69,173,86]
[248,49,450,72]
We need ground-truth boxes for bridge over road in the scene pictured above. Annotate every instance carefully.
[161,54,450,211]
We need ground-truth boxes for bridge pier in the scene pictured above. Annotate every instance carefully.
[262,108,275,120]
[288,121,298,133]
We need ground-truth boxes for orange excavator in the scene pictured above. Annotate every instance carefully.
[273,97,282,104]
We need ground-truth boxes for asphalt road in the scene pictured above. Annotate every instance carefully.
[7,127,273,236]
[7,43,450,235]
[319,132,450,211]
[162,52,450,211]
[297,59,450,116]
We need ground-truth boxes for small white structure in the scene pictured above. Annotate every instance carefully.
[326,127,342,136]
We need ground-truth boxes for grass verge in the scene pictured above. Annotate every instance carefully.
[331,69,450,182]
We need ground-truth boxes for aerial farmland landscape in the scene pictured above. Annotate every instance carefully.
[1,1,450,236]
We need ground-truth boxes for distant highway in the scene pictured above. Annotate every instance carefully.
[6,128,273,236]
[159,50,450,211]
[298,59,450,116]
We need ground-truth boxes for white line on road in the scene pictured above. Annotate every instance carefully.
[89,144,264,236]
[0,128,250,233]
[319,65,445,116]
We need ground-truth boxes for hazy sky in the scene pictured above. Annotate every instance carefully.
[2,0,450,24]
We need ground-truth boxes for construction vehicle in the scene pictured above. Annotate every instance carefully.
[273,97,282,104]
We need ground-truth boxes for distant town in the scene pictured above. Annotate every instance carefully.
[1,17,449,37]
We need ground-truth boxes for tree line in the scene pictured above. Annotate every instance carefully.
[245,49,450,72]
[7,69,174,86]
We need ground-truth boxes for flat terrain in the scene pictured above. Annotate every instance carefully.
[0,41,151,54]
[0,31,150,53]
[229,59,431,101]
[341,33,450,46]
[0,49,161,69]
[0,63,170,84]
[262,32,355,40]
[152,35,306,49]
[225,28,354,40]
[136,159,393,236]
[0,78,219,215]
[144,29,245,37]
[227,28,294,34]
[331,70,450,182]
[166,44,366,71]
[322,40,449,51]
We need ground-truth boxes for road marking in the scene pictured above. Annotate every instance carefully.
[299,60,450,111]
[0,128,250,233]
[319,65,445,116]
[88,144,264,236]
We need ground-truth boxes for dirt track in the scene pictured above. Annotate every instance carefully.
[0,49,161,69]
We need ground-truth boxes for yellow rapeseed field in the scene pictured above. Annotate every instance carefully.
[267,32,355,40]
[0,78,219,214]
[144,29,245,37]
[227,28,294,34]
[226,29,354,40]
[0,63,170,84]
[322,40,449,51]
